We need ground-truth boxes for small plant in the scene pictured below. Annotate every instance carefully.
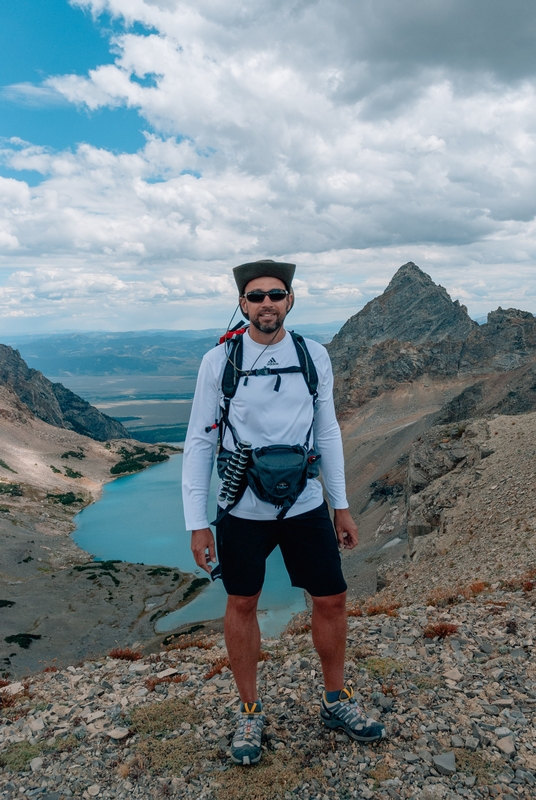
[49,465,61,474]
[423,622,459,639]
[357,656,403,678]
[426,587,461,608]
[0,459,16,473]
[43,666,58,673]
[364,600,400,617]
[286,620,312,635]
[145,673,188,692]
[0,599,15,608]
[109,647,143,661]
[0,741,42,771]
[204,657,231,680]
[467,581,488,596]
[506,619,518,635]
[347,603,363,617]
[164,633,214,651]
[61,450,86,459]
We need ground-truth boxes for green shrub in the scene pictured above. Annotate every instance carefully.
[46,492,82,505]
[0,483,22,496]
[64,467,83,479]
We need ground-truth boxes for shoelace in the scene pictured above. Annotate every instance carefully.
[236,714,263,740]
[332,698,366,725]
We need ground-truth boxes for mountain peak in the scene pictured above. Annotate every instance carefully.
[332,262,477,347]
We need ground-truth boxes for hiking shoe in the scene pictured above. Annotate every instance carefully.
[321,687,386,743]
[231,702,265,765]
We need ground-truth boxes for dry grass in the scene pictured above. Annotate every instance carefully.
[422,622,459,639]
[204,657,232,680]
[369,761,395,786]
[356,656,404,678]
[426,586,462,608]
[213,751,324,800]
[129,696,202,736]
[346,603,363,617]
[285,620,312,635]
[145,674,188,692]
[363,599,400,617]
[347,645,375,661]
[109,647,143,661]
[135,734,199,775]
[503,566,536,593]
[453,748,500,786]
[165,636,216,652]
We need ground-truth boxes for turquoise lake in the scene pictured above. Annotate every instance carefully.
[72,454,306,637]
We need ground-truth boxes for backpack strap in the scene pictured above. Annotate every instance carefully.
[289,330,319,397]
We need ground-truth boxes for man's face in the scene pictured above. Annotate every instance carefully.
[239,276,293,335]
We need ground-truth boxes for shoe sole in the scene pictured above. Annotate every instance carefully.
[321,716,385,743]
[230,752,262,766]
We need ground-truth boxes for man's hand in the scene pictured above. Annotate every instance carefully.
[334,508,358,550]
[191,527,216,573]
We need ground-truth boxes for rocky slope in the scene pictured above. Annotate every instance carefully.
[2,575,536,800]
[0,344,129,441]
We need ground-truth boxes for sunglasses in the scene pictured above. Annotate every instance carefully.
[243,289,289,303]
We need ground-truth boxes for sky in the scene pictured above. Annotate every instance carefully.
[1,0,536,333]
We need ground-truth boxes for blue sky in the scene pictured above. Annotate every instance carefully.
[0,0,147,175]
[1,0,536,333]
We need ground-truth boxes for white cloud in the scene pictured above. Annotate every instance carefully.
[1,0,536,331]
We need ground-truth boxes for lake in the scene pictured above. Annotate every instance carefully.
[72,454,307,637]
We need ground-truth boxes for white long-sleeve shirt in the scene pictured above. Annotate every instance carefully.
[182,329,348,530]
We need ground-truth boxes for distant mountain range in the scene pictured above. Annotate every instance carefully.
[6,322,343,377]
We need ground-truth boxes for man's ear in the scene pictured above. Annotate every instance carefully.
[287,292,294,312]
[239,296,249,320]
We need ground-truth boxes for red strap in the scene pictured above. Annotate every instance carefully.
[218,327,247,344]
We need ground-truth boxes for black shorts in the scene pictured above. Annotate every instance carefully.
[215,501,347,598]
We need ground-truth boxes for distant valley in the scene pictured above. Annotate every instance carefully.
[5,322,344,442]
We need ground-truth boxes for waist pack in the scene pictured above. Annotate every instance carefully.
[216,444,321,521]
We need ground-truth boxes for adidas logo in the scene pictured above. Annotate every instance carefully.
[266,357,279,366]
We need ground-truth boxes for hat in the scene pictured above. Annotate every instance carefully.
[233,259,296,295]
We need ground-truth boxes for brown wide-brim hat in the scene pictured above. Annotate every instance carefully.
[233,259,296,295]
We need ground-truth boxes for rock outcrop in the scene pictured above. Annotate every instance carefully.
[328,262,536,415]
[0,343,129,440]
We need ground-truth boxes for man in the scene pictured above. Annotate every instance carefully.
[182,259,385,766]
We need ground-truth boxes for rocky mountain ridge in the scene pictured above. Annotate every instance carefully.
[328,263,536,416]
[0,344,129,441]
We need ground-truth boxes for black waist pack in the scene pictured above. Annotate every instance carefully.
[246,444,321,519]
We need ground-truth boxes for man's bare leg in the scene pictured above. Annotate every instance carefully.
[224,591,262,703]
[311,591,347,692]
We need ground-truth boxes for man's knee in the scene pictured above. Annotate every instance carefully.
[226,591,261,616]
[311,591,347,615]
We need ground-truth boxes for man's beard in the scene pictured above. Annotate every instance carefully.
[250,317,283,334]
[249,308,286,334]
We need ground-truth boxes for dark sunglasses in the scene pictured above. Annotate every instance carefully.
[243,289,289,303]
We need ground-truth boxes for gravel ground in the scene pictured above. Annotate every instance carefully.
[3,584,536,800]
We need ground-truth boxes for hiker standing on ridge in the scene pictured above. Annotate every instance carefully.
[182,259,386,765]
